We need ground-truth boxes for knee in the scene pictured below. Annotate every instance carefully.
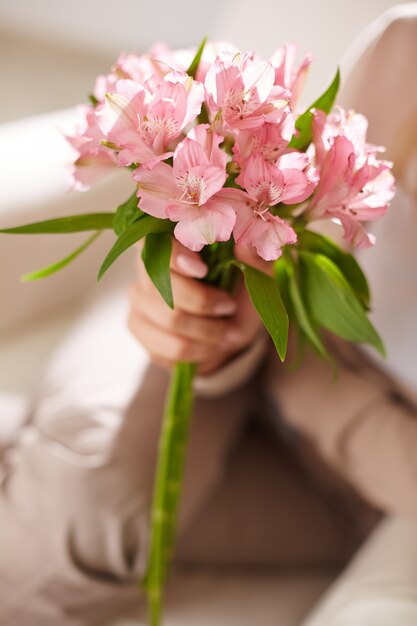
[8,426,149,581]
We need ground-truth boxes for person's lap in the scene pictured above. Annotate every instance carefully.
[0,289,416,625]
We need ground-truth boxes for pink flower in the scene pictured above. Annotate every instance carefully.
[217,186,297,261]
[193,42,239,82]
[93,44,188,102]
[236,153,318,205]
[307,135,395,248]
[312,107,381,168]
[133,125,236,251]
[97,73,204,168]
[66,105,117,190]
[270,44,312,109]
[215,153,309,260]
[233,113,295,171]
[205,52,290,132]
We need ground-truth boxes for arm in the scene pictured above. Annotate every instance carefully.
[263,337,417,522]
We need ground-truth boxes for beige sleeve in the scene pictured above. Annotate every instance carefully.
[194,329,269,397]
[263,338,417,522]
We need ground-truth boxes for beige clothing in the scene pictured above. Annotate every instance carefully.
[0,289,356,626]
[0,286,415,626]
[1,5,417,626]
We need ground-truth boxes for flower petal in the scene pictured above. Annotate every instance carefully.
[173,198,236,251]
[133,162,178,218]
[254,214,297,261]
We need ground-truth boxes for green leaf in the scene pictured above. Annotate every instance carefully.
[289,68,340,151]
[286,260,328,358]
[186,37,207,78]
[113,192,143,236]
[21,231,101,282]
[298,230,370,309]
[0,213,115,235]
[240,263,289,361]
[299,250,385,355]
[98,216,173,281]
[274,256,291,312]
[142,232,174,308]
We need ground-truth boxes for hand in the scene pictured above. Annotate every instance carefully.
[128,239,271,374]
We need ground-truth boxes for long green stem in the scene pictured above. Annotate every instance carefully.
[142,241,237,626]
[142,361,197,626]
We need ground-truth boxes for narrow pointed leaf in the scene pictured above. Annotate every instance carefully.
[186,37,207,78]
[98,216,173,281]
[299,250,385,355]
[286,261,328,358]
[298,230,370,309]
[113,192,143,236]
[21,232,102,282]
[289,68,340,151]
[142,232,173,308]
[88,94,99,106]
[0,213,115,235]
[240,263,288,361]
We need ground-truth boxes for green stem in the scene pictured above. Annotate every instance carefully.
[142,361,196,626]
[142,241,236,626]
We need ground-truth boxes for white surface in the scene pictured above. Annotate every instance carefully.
[0,108,84,216]
[0,108,135,334]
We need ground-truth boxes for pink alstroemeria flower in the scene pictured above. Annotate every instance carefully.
[312,107,383,168]
[236,152,318,205]
[233,113,296,171]
[66,105,117,190]
[134,125,236,251]
[93,43,188,102]
[205,51,290,132]
[307,135,395,248]
[216,154,315,260]
[97,72,204,169]
[270,44,312,110]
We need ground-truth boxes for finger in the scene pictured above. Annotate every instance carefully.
[197,354,235,375]
[234,243,274,276]
[138,268,237,317]
[127,310,224,364]
[129,283,244,348]
[172,272,237,316]
[170,238,208,278]
[135,236,208,279]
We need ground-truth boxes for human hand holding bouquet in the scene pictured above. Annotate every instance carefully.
[129,238,268,374]
[1,38,394,625]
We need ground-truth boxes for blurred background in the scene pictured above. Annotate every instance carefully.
[0,0,411,403]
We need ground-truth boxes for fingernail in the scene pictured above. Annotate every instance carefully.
[176,254,207,278]
[213,300,237,315]
[225,328,243,344]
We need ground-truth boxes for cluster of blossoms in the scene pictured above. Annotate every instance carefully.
[67,42,395,260]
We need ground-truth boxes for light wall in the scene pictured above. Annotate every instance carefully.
[0,0,411,120]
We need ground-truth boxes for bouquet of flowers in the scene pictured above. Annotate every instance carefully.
[1,38,394,625]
